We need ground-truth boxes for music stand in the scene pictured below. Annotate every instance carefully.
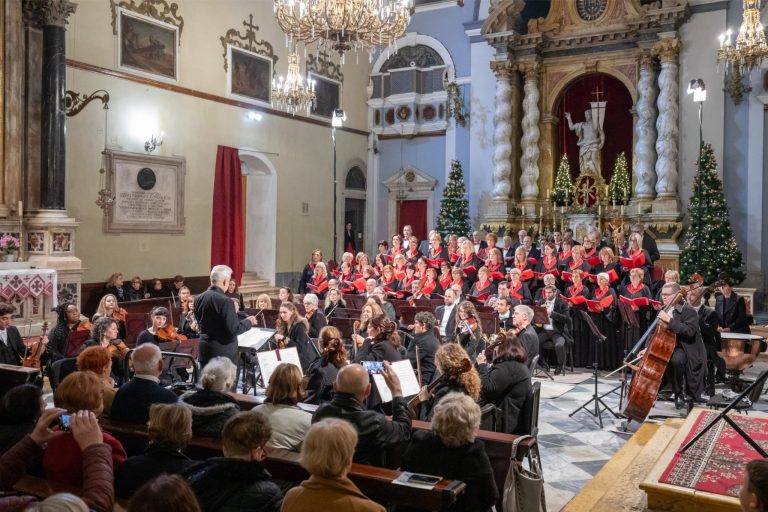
[680,369,768,457]
[602,301,640,409]
[569,309,620,428]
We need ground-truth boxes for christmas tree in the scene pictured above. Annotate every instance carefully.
[552,155,573,205]
[436,160,471,238]
[608,152,631,204]
[679,143,745,284]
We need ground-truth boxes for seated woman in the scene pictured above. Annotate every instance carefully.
[275,302,316,372]
[282,418,385,512]
[302,293,327,339]
[84,317,130,384]
[45,371,127,487]
[0,384,43,454]
[179,357,240,438]
[125,276,149,302]
[115,403,200,498]
[225,280,245,311]
[136,307,172,346]
[92,293,127,340]
[105,273,127,302]
[455,301,486,360]
[127,474,201,512]
[305,326,348,405]
[278,286,294,305]
[47,302,92,361]
[351,302,384,356]
[254,363,312,451]
[323,288,346,320]
[76,347,116,417]
[147,278,167,299]
[420,343,481,421]
[353,314,404,364]
[178,295,199,338]
[475,331,532,434]
[401,393,498,512]
[716,276,751,335]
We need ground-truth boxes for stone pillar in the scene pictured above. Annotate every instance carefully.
[490,60,513,202]
[25,0,76,212]
[633,50,658,203]
[520,64,540,204]
[652,36,681,207]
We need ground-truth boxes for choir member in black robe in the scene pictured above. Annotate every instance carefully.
[589,273,621,370]
[298,249,323,294]
[389,235,404,259]
[592,247,623,292]
[567,245,592,275]
[404,236,422,265]
[307,262,329,299]
[455,240,480,285]
[449,267,470,296]
[421,268,444,299]
[715,278,751,335]
[564,270,591,367]
[621,234,654,287]
[620,268,654,334]
[426,233,450,266]
[507,268,532,305]
[468,267,497,300]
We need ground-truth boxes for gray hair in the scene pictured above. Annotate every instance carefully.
[542,274,556,285]
[210,265,233,284]
[132,343,163,374]
[303,293,319,306]
[28,493,89,512]
[200,357,237,391]
[432,392,481,447]
[663,282,681,294]
[514,304,534,323]
[597,272,610,283]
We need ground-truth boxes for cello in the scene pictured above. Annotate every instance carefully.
[622,275,704,423]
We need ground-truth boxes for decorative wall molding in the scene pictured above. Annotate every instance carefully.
[109,0,184,41]
[219,14,277,71]
[306,51,344,82]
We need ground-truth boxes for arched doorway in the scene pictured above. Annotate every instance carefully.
[344,165,366,254]
[239,150,276,284]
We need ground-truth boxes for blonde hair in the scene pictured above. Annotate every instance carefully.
[148,403,192,450]
[630,268,645,279]
[265,363,304,404]
[200,357,237,392]
[27,493,89,512]
[301,418,357,478]
[256,293,271,308]
[93,294,118,320]
[432,392,481,447]
[599,246,614,260]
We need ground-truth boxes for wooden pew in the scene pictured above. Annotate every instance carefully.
[97,418,465,511]
[13,475,128,510]
[0,363,39,398]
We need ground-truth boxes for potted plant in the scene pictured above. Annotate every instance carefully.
[0,234,20,262]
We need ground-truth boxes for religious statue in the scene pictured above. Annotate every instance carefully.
[566,109,605,176]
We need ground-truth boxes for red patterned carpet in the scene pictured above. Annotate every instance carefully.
[659,410,768,497]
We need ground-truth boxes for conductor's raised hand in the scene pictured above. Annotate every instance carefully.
[246,315,258,326]
[381,361,403,398]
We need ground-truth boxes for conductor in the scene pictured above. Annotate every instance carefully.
[195,265,257,365]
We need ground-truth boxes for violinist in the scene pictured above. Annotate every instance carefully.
[177,286,192,313]
[274,302,316,372]
[93,294,127,340]
[0,303,26,366]
[178,295,200,337]
[455,301,486,360]
[302,293,327,338]
[323,288,346,320]
[83,316,130,382]
[512,305,539,366]
[48,303,92,361]
[419,343,480,421]
[637,282,707,409]
[225,280,245,311]
[136,307,179,346]
[353,314,404,366]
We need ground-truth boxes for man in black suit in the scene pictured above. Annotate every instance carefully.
[512,305,539,366]
[418,230,436,256]
[111,343,177,424]
[435,288,459,343]
[715,278,751,335]
[688,287,725,388]
[195,265,258,365]
[523,236,541,262]
[631,223,660,263]
[510,229,527,253]
[496,297,514,330]
[472,230,488,255]
[0,303,25,365]
[536,285,572,373]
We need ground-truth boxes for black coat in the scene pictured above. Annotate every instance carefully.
[195,286,253,365]
[642,234,660,262]
[401,431,498,512]
[283,322,319,372]
[110,377,178,425]
[407,330,440,385]
[517,325,539,365]
[0,326,24,366]
[435,304,458,343]
[304,361,340,405]
[544,296,573,344]
[115,443,201,498]
[180,389,240,438]
[666,303,708,399]
[185,457,282,512]
[312,392,412,467]
[353,337,403,364]
[307,312,327,339]
[715,293,750,334]
[478,359,532,434]
[124,286,146,302]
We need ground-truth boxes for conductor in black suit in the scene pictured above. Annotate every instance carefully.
[0,302,25,365]
[195,265,258,365]
[631,223,660,263]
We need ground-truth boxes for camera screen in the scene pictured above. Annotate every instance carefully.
[59,414,71,431]
[361,361,384,375]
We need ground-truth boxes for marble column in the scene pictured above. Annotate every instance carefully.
[633,50,658,200]
[490,60,513,201]
[652,37,681,201]
[25,0,76,211]
[520,64,540,202]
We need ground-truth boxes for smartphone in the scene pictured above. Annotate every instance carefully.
[361,361,384,375]
[59,414,71,431]
[407,474,442,485]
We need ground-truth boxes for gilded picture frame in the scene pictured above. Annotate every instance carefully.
[116,8,179,82]
[227,45,273,105]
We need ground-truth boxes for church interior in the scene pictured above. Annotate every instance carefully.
[1,0,768,511]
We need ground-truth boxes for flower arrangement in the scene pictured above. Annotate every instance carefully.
[0,235,20,255]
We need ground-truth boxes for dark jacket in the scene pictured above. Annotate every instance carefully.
[642,234,660,262]
[666,303,708,399]
[312,392,411,467]
[0,423,32,454]
[110,376,178,424]
[435,304,458,343]
[106,285,127,302]
[298,263,316,295]
[0,435,114,512]
[304,360,340,405]
[715,293,751,334]
[195,285,253,364]
[517,325,539,365]
[353,337,403,364]
[284,321,319,373]
[401,430,498,512]
[544,296,573,344]
[180,389,240,438]
[478,359,532,434]
[115,443,201,498]
[186,457,282,512]
[124,285,147,302]
[307,311,327,339]
[407,330,440,385]
[0,326,24,366]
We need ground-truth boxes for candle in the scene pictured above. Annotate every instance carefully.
[521,206,525,216]
[621,205,625,216]
[547,188,550,199]
[18,201,22,219]
[539,206,543,216]
[598,205,602,216]
[561,206,564,214]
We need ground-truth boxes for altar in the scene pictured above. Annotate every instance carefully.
[0,266,58,333]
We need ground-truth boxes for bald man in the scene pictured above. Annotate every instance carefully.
[312,363,411,466]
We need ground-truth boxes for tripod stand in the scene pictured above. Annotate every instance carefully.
[598,301,642,410]
[569,309,620,428]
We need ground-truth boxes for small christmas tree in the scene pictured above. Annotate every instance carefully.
[608,152,631,204]
[679,143,745,284]
[552,155,573,205]
[436,160,471,238]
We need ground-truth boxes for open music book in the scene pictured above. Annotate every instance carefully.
[371,359,421,403]
[255,347,303,384]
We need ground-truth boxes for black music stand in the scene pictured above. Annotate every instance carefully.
[569,309,620,428]
[602,301,640,410]
[680,369,768,457]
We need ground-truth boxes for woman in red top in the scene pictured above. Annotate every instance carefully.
[450,267,469,295]
[427,233,450,265]
[355,252,371,277]
[620,267,654,334]
[486,248,505,281]
[380,264,398,290]
[393,254,407,280]
[439,261,453,291]
[416,257,429,282]
[309,262,329,299]
[565,269,591,367]
[558,240,573,271]
[469,267,496,299]
[337,261,354,285]
[446,234,461,263]
[568,245,592,274]
[593,246,623,290]
[591,273,620,370]
[389,235,403,258]
[455,239,480,284]
[422,268,442,298]
[535,243,559,276]
[399,265,417,293]
[405,236,421,264]
[624,233,654,287]
[373,254,386,278]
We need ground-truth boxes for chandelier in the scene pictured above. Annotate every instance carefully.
[717,0,768,72]
[273,0,413,56]
[271,52,317,115]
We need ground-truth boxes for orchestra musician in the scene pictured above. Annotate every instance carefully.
[0,303,26,365]
[537,285,572,374]
[178,295,200,337]
[274,302,317,372]
[92,294,128,341]
[455,301,486,360]
[495,296,515,331]
[177,286,192,312]
[298,249,323,294]
[225,280,245,311]
[418,343,481,421]
[512,305,539,366]
[353,314,405,364]
[48,303,92,361]
[302,293,327,338]
[436,288,459,344]
[715,276,751,334]
[83,316,130,383]
[136,306,187,346]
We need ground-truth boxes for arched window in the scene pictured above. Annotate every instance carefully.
[345,166,366,190]
[371,44,446,99]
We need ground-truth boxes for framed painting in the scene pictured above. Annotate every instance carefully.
[227,45,273,105]
[103,150,186,234]
[310,73,342,119]
[117,8,179,81]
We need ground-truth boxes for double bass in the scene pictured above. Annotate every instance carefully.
[622,275,705,423]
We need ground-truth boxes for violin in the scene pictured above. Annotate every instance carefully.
[22,322,49,370]
[407,358,472,418]
[156,324,188,342]
[74,319,93,332]
[111,307,127,323]
[483,327,521,362]
[107,338,131,359]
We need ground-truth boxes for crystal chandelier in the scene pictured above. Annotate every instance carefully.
[717,0,768,72]
[271,52,317,115]
[273,0,413,56]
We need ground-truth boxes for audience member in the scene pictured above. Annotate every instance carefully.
[128,474,202,512]
[282,418,385,512]
[407,311,440,385]
[304,326,348,405]
[111,344,177,424]
[179,357,240,437]
[0,384,43,453]
[125,276,149,301]
[740,459,768,512]
[76,346,117,416]
[254,363,312,451]
[185,411,282,511]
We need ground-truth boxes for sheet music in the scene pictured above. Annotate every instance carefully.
[371,359,421,403]
[237,328,275,349]
[255,347,303,385]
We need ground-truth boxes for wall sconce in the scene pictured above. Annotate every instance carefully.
[396,188,408,201]
[144,133,164,153]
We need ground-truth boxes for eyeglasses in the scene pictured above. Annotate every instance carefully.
[660,292,674,297]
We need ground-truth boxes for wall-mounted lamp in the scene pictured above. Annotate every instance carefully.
[687,79,707,103]
[144,132,164,153]
[332,108,346,128]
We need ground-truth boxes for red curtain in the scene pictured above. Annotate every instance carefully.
[398,200,427,240]
[211,145,244,283]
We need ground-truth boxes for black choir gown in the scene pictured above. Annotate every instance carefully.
[589,287,622,370]
[508,281,532,305]
[565,284,591,367]
[455,254,481,286]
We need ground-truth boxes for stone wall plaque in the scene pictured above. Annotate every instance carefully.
[104,150,186,234]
